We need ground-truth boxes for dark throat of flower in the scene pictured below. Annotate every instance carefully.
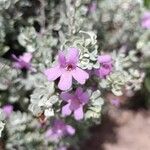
[66,64,74,71]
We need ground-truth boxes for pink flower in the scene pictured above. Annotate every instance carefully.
[45,119,75,142]
[2,104,13,118]
[44,48,89,91]
[61,87,89,120]
[141,12,150,29]
[95,54,113,78]
[12,52,32,70]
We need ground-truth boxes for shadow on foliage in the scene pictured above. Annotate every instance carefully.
[80,114,119,150]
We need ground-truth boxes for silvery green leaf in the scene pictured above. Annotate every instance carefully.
[85,39,91,46]
[99,79,109,88]
[100,71,130,96]
[0,109,5,121]
[49,95,59,105]
[137,30,150,57]
[93,62,100,69]
[126,69,145,92]
[5,111,46,149]
[28,104,42,116]
[112,88,123,96]
[85,90,104,120]
[63,31,99,70]
[91,90,101,100]
[85,110,99,119]
[0,0,18,10]
[92,98,104,107]
[44,108,54,117]
[18,27,37,52]
[0,121,5,137]
[89,106,100,113]
[29,77,59,117]
[79,31,97,45]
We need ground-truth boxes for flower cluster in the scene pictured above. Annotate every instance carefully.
[0,0,147,149]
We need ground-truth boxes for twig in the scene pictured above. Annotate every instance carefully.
[39,0,46,34]
[65,0,76,35]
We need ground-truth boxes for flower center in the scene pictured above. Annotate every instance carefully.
[74,99,82,106]
[67,64,73,71]
[102,63,110,69]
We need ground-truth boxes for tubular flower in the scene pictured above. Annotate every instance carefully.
[2,104,13,118]
[141,12,150,29]
[95,54,113,78]
[44,48,89,91]
[12,52,32,70]
[45,119,75,142]
[61,87,89,120]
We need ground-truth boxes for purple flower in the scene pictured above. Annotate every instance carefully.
[44,48,89,91]
[110,99,120,107]
[61,87,89,120]
[2,104,13,117]
[95,54,113,78]
[12,52,32,70]
[88,2,97,13]
[57,146,67,150]
[141,12,150,29]
[45,119,75,142]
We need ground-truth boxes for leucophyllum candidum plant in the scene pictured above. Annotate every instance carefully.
[0,0,147,149]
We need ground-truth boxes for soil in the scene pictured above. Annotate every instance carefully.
[81,108,150,150]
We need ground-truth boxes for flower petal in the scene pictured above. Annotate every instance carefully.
[57,146,67,150]
[98,67,111,78]
[2,105,13,117]
[141,12,150,29]
[62,103,72,116]
[45,128,53,138]
[12,54,19,61]
[44,66,62,81]
[74,106,84,120]
[45,130,60,142]
[70,99,80,111]
[142,20,150,29]
[13,62,22,69]
[66,48,79,64]
[72,67,89,84]
[75,87,83,97]
[80,91,89,104]
[66,125,75,135]
[58,72,72,90]
[75,87,89,104]
[60,92,73,101]
[20,53,32,63]
[58,51,66,67]
[98,55,112,63]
